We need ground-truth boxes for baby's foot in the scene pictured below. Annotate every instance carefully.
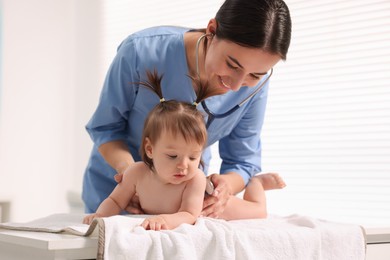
[254,173,286,190]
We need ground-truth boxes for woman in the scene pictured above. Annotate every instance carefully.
[82,0,291,218]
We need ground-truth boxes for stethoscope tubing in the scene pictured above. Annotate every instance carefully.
[201,68,273,128]
[195,33,273,129]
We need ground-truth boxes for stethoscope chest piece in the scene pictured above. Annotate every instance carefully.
[205,179,215,195]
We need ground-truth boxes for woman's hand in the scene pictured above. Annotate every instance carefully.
[201,174,231,218]
[114,172,124,183]
[124,194,145,214]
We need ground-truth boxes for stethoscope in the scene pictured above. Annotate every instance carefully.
[195,33,273,128]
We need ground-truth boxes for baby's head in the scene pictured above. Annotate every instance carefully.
[139,71,210,170]
[141,99,207,170]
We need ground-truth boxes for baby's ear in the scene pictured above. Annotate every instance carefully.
[144,137,153,158]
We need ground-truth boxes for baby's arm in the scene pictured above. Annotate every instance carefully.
[141,171,206,230]
[83,164,139,224]
[83,196,123,224]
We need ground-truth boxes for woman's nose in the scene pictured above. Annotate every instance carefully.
[229,75,245,91]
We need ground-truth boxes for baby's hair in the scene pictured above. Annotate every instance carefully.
[139,70,214,170]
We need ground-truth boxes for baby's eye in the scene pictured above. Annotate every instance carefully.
[189,157,197,161]
[167,155,177,159]
[226,61,239,70]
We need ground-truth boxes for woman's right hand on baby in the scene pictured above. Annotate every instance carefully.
[201,174,230,218]
[124,194,145,214]
[114,172,124,183]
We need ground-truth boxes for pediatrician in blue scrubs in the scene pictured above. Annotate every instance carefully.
[82,0,292,218]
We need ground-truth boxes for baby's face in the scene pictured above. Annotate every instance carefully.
[148,130,203,185]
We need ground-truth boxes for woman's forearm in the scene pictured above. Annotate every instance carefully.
[98,140,135,174]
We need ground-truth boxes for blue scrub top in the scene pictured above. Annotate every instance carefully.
[82,26,270,213]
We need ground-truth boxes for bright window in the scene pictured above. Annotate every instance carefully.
[262,0,390,226]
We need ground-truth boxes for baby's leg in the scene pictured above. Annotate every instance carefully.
[218,173,286,221]
[219,177,267,220]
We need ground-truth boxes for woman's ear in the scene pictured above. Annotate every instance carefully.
[144,137,153,159]
[206,18,217,35]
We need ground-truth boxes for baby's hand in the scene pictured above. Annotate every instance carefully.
[83,213,100,225]
[141,215,168,231]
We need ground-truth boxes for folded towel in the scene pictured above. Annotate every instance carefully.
[0,213,97,236]
[0,213,366,260]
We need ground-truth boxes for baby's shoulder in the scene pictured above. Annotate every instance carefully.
[189,169,207,184]
[123,162,149,179]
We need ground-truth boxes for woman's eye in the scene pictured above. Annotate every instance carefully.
[226,61,238,70]
[250,73,261,80]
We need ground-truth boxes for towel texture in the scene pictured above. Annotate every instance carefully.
[100,214,366,260]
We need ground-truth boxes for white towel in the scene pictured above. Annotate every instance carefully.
[99,214,366,260]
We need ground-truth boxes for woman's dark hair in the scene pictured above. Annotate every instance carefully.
[138,70,216,170]
[215,0,291,60]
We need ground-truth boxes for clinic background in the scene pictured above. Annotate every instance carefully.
[0,0,389,226]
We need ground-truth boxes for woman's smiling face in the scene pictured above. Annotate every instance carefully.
[204,36,281,93]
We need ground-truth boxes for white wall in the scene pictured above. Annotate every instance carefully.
[0,0,100,222]
[71,1,102,194]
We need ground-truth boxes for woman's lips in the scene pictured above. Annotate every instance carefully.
[219,76,231,90]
